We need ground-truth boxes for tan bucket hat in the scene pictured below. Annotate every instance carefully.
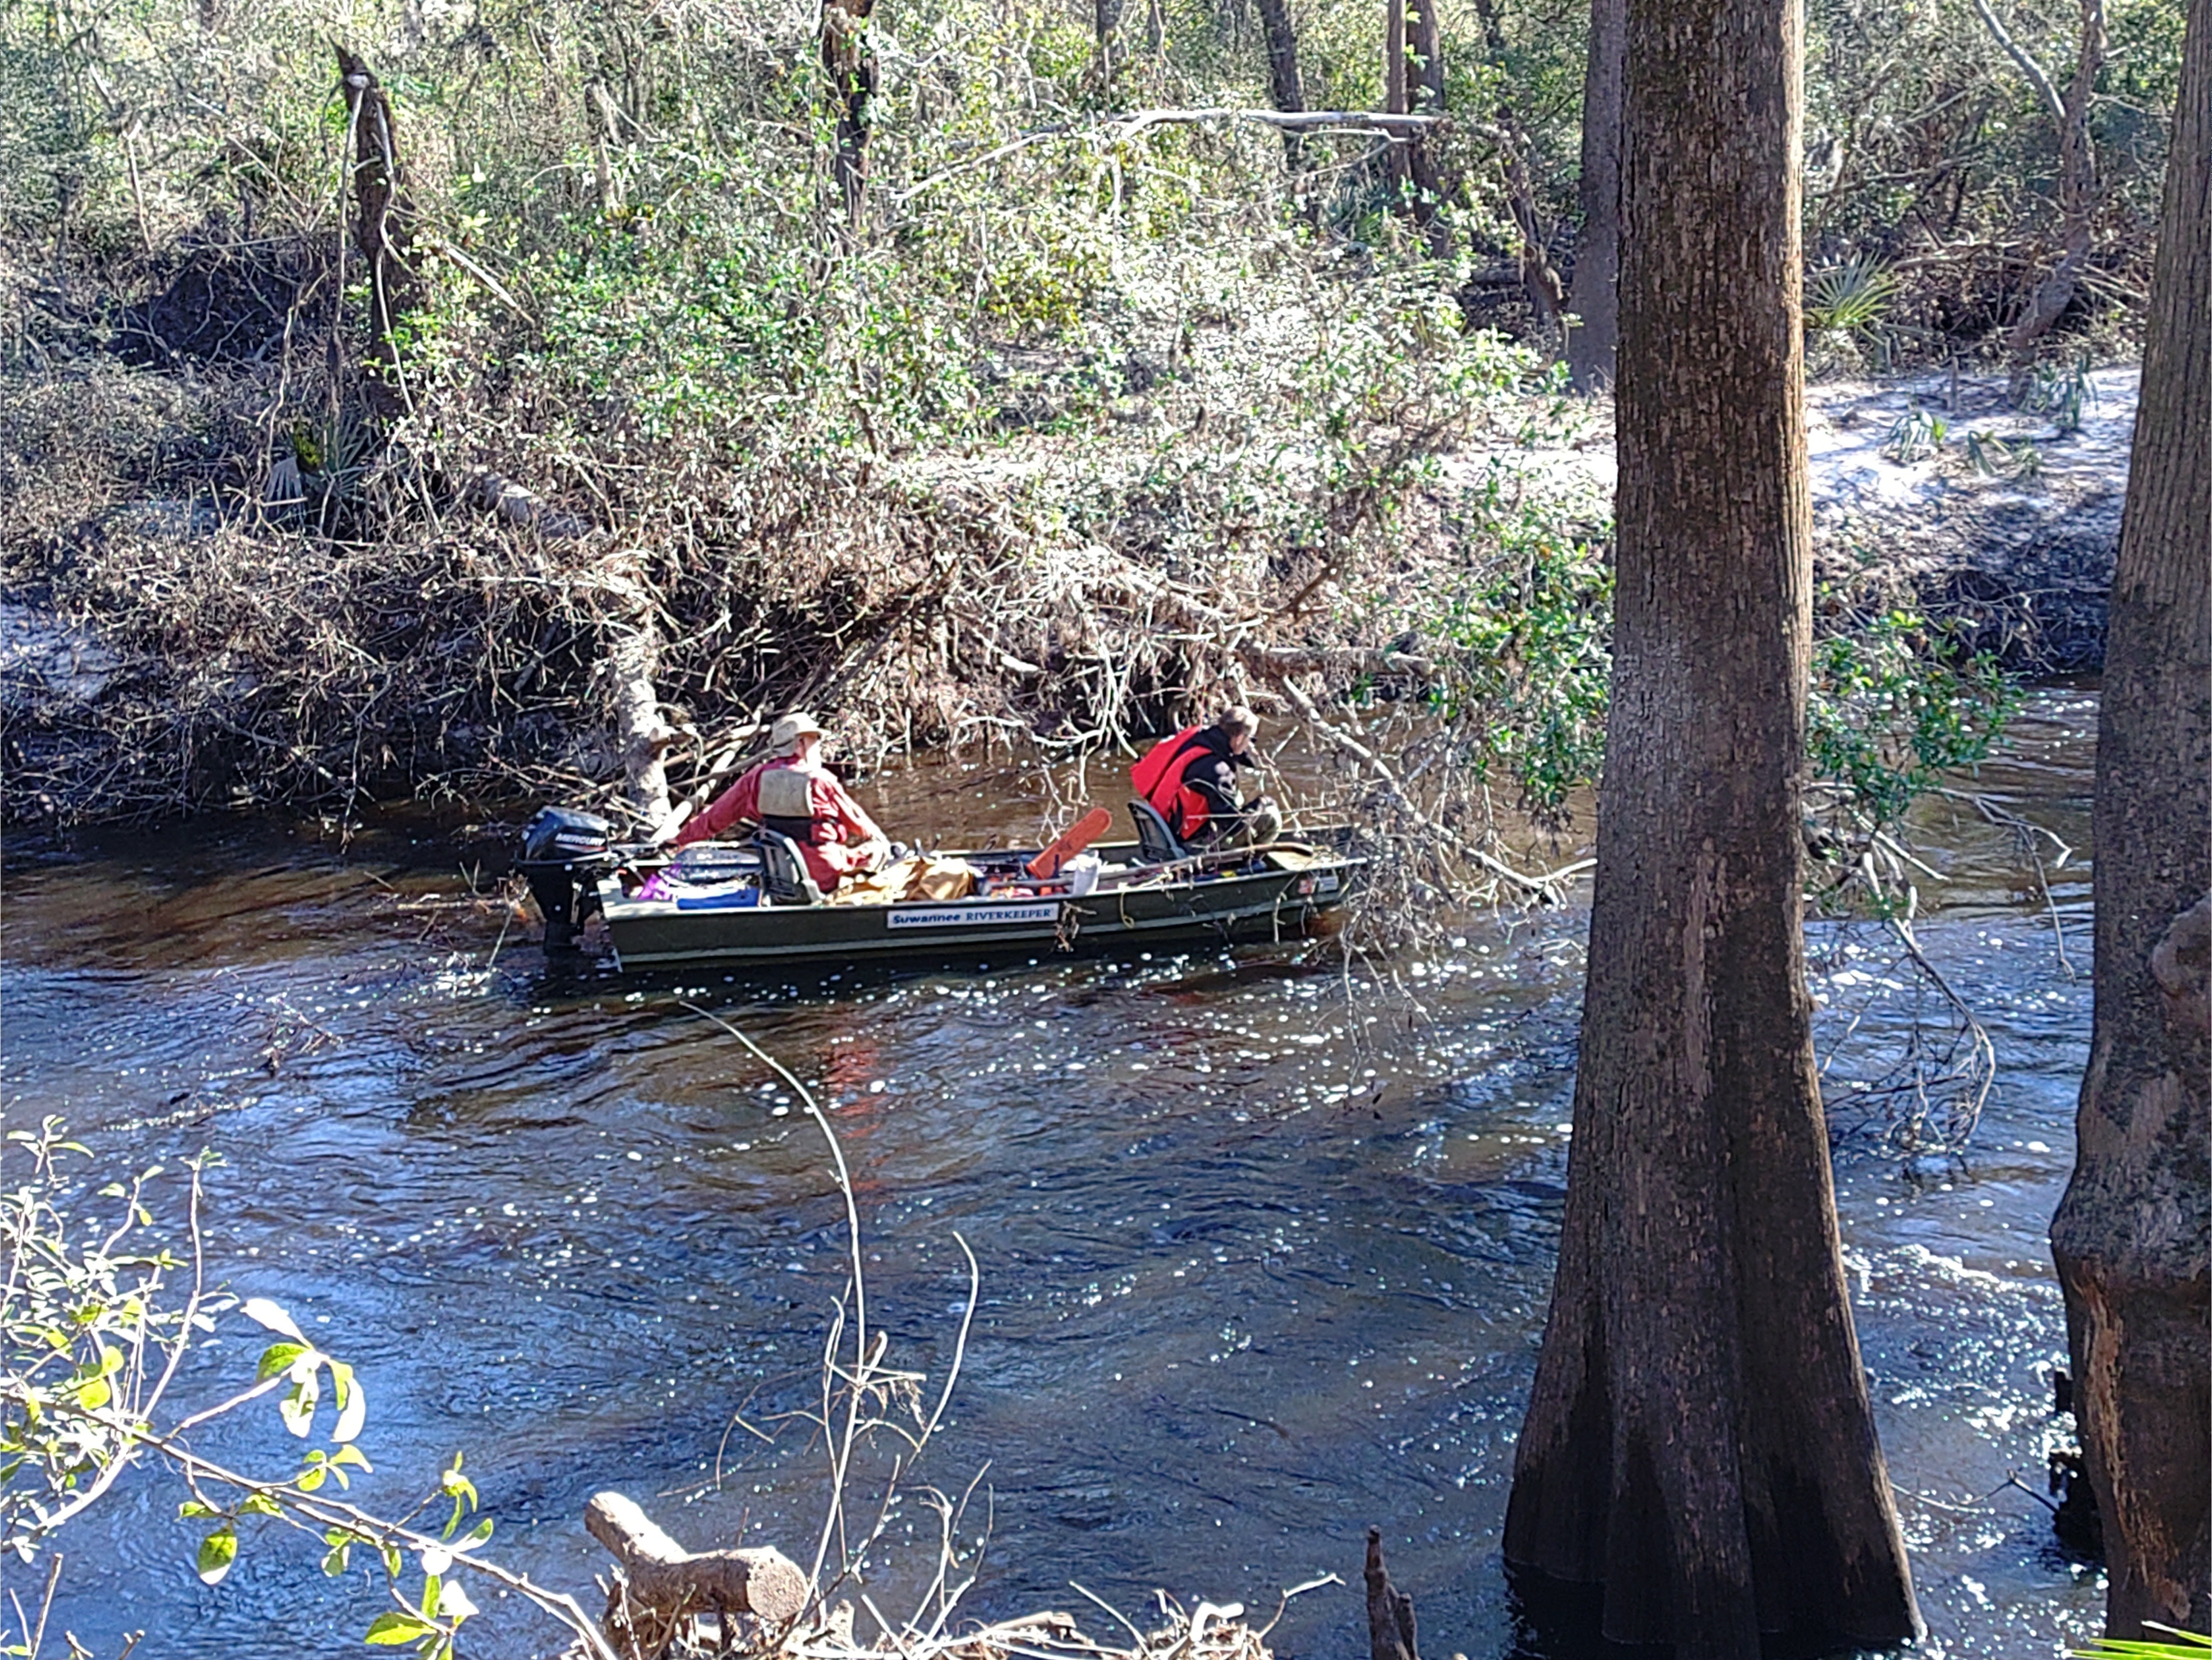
[771,710,826,754]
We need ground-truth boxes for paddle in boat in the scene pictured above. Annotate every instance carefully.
[516,798,1364,972]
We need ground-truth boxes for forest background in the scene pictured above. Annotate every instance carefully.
[0,0,2185,858]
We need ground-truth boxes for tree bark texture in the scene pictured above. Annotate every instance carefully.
[1405,0,1444,208]
[2005,0,2107,387]
[1565,0,1624,389]
[334,49,420,421]
[1364,1529,1419,1660]
[1500,0,1922,1651]
[585,1491,809,1653]
[1385,0,1409,163]
[1095,0,1123,86]
[821,0,878,233]
[1382,0,1447,249]
[1255,0,1307,168]
[608,616,675,830]
[2048,0,2212,1634]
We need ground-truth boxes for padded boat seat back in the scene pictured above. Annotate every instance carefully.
[756,831,826,905]
[1128,799,1186,865]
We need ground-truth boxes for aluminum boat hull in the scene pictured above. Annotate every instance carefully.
[594,841,1359,971]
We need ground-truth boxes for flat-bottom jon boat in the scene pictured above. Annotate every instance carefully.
[518,804,1363,973]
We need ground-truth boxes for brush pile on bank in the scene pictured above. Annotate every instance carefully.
[0,0,1594,856]
[0,239,1569,836]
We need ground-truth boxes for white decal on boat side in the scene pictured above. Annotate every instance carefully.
[887,902,1060,929]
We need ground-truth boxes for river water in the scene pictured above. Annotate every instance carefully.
[1,688,2102,1659]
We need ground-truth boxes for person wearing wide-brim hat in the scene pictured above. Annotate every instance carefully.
[668,710,893,890]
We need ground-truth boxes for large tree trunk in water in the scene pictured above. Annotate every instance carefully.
[2004,0,2106,392]
[2048,0,2212,1635]
[1500,0,1923,1650]
[335,49,420,422]
[821,0,878,235]
[1565,0,1623,390]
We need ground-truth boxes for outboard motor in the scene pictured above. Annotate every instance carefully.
[518,807,617,952]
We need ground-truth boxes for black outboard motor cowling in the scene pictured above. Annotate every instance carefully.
[518,807,618,951]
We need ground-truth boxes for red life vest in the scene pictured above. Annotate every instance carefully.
[1131,727,1215,839]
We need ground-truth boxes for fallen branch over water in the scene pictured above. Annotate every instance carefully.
[1274,678,1568,903]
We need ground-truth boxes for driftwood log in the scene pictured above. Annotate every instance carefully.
[585,1491,808,1657]
[1364,1529,1418,1660]
[604,616,677,829]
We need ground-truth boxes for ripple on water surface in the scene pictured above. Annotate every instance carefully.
[1,735,2101,1658]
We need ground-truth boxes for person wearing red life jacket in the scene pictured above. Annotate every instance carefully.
[668,711,894,891]
[1129,704,1282,850]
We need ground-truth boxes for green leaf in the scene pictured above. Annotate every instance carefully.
[73,1374,112,1411]
[257,1342,312,1382]
[178,1500,218,1519]
[196,1529,238,1586]
[239,1492,283,1518]
[362,1613,438,1645]
[331,1444,373,1472]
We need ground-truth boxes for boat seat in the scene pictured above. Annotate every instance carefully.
[755,831,826,905]
[1128,799,1187,865]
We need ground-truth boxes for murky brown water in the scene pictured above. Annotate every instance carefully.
[0,687,2102,1658]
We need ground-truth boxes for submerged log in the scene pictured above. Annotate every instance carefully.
[584,1491,808,1652]
[1364,1529,1418,1660]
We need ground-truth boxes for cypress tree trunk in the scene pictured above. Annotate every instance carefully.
[1500,0,1922,1649]
[1565,0,1623,390]
[2048,0,2212,1634]
[1381,0,1448,252]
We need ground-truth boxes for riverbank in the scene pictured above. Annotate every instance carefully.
[1437,364,2135,674]
[0,342,2131,835]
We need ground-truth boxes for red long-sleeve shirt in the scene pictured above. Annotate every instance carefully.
[671,756,886,889]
